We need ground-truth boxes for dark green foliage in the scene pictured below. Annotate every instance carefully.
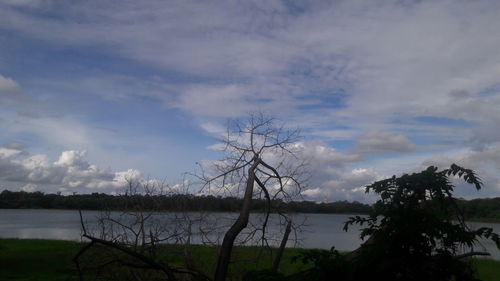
[291,164,500,281]
[2,189,498,220]
[342,164,500,281]
[290,248,350,281]
[0,190,372,214]
[457,197,500,221]
[242,269,285,281]
[283,200,372,214]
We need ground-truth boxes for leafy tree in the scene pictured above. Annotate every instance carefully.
[341,164,500,281]
[290,164,499,281]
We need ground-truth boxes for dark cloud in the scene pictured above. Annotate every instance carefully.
[354,131,417,154]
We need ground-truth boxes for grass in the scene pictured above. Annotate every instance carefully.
[0,239,82,281]
[0,239,308,281]
[474,258,500,281]
[0,239,498,281]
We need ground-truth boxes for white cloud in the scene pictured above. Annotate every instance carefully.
[20,183,37,192]
[54,150,88,167]
[420,144,500,197]
[299,140,500,201]
[200,122,227,137]
[0,147,22,158]
[279,141,372,201]
[0,146,146,193]
[2,0,500,135]
[297,140,362,168]
[303,168,380,203]
[4,1,497,139]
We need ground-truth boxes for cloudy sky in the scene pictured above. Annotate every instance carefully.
[1,0,500,202]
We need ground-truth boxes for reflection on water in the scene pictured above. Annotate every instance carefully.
[0,209,87,240]
[0,209,498,260]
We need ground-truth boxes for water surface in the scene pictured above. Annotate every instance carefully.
[0,209,498,260]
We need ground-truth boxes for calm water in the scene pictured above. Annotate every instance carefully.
[0,209,499,260]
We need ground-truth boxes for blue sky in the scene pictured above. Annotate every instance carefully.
[1,0,500,202]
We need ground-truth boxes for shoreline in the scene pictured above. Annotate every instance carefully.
[1,207,499,223]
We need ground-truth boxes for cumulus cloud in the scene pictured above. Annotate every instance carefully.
[354,143,500,200]
[296,140,362,168]
[198,138,369,201]
[303,168,380,203]
[275,141,376,202]
[20,183,37,192]
[0,146,144,193]
[354,131,417,154]
[299,139,500,201]
[54,150,89,167]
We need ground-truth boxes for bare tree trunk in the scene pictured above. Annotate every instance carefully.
[184,220,195,270]
[214,162,257,281]
[272,219,292,270]
[202,115,306,281]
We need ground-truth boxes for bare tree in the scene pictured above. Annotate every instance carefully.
[74,179,216,281]
[74,113,308,281]
[195,113,308,281]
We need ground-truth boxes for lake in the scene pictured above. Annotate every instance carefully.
[1,209,499,260]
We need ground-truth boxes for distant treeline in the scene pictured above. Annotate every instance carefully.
[1,190,499,219]
[0,190,372,214]
[456,197,500,221]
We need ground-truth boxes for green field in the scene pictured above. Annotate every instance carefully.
[0,239,498,281]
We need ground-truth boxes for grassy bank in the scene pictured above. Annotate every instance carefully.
[0,239,82,281]
[0,239,498,281]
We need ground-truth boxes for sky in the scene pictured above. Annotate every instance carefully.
[1,0,500,202]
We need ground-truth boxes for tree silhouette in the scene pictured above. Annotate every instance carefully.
[73,114,308,281]
[342,164,500,281]
[291,164,499,281]
[195,113,308,281]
